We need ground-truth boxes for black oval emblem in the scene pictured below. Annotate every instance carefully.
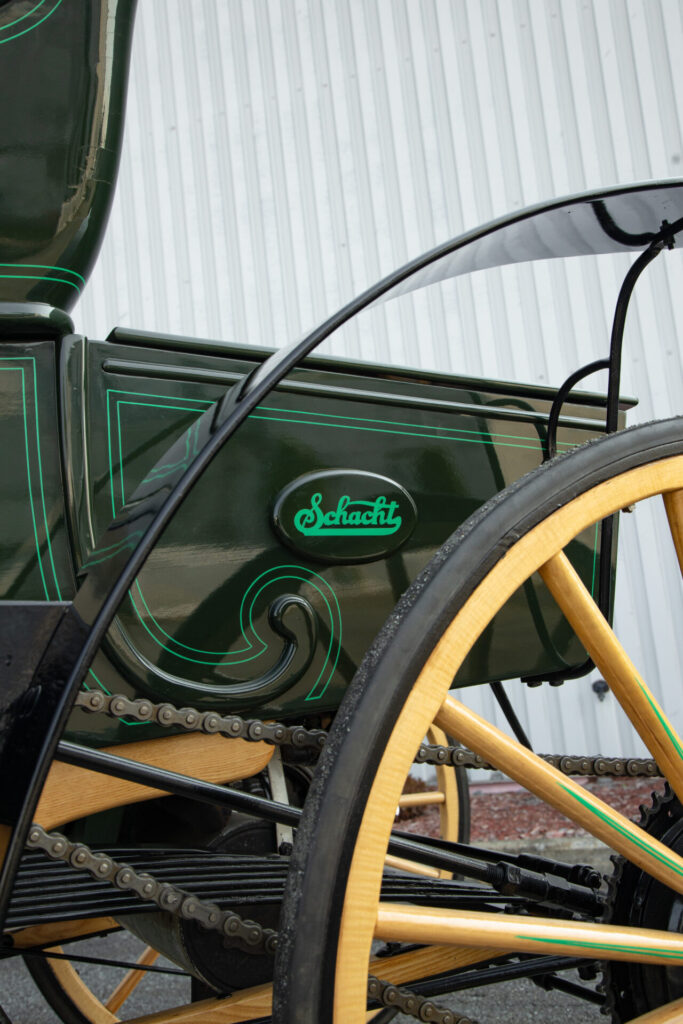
[272,470,417,564]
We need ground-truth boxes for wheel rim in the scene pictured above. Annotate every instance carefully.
[274,423,683,1023]
[336,454,683,1020]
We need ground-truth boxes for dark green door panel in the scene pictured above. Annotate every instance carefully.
[0,342,74,602]
[61,334,614,743]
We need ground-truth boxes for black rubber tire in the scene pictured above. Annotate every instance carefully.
[273,417,683,1023]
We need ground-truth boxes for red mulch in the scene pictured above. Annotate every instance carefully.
[397,776,666,842]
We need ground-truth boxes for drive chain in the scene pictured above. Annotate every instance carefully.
[74,689,327,752]
[416,743,661,778]
[25,823,279,956]
[75,688,660,777]
[64,688,660,1021]
[26,823,465,1022]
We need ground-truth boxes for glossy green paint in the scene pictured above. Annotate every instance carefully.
[0,340,74,602]
[0,0,137,311]
[51,332,621,746]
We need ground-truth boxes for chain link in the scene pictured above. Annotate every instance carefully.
[26,823,462,1021]
[75,689,326,752]
[416,742,660,778]
[367,974,476,1023]
[76,688,660,777]
[25,823,278,956]
[63,686,659,1021]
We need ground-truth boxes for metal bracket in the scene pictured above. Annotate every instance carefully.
[267,748,295,853]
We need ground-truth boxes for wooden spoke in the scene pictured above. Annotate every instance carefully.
[375,905,683,966]
[539,550,683,801]
[119,948,499,1024]
[664,488,683,575]
[127,983,274,1023]
[383,854,440,878]
[397,792,445,807]
[437,693,683,891]
[368,943,501,983]
[105,946,160,1013]
[626,996,683,1024]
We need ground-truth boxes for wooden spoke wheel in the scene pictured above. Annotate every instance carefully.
[274,418,683,1024]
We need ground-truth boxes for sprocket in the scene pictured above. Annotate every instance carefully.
[603,784,683,1022]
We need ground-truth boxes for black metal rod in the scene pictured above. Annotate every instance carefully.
[546,359,608,461]
[51,743,510,882]
[56,741,301,827]
[596,241,668,632]
[533,971,604,1005]
[56,740,491,878]
[16,947,187,975]
[405,955,590,999]
[54,742,601,915]
[489,681,532,749]
[605,242,664,435]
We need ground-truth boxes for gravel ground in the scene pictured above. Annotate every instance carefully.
[398,775,666,844]
[0,957,606,1024]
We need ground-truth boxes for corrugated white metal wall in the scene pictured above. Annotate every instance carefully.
[75,0,683,762]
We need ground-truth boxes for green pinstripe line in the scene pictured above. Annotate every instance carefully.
[1,357,64,599]
[108,403,342,688]
[105,388,575,450]
[116,400,126,513]
[1,365,49,599]
[28,357,62,599]
[106,390,211,404]
[640,683,683,762]
[0,0,49,31]
[127,585,261,666]
[128,572,337,676]
[0,262,84,283]
[514,934,683,960]
[0,273,79,292]
[560,782,683,879]
[257,403,575,449]
[108,397,211,517]
[0,0,63,43]
[106,389,117,519]
[250,413,544,451]
[133,577,254,658]
[231,564,341,700]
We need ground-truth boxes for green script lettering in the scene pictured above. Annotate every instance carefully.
[293,493,403,537]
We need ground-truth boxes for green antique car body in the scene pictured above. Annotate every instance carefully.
[0,322,618,747]
[0,0,630,748]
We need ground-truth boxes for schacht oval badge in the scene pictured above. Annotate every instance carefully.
[272,469,417,564]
